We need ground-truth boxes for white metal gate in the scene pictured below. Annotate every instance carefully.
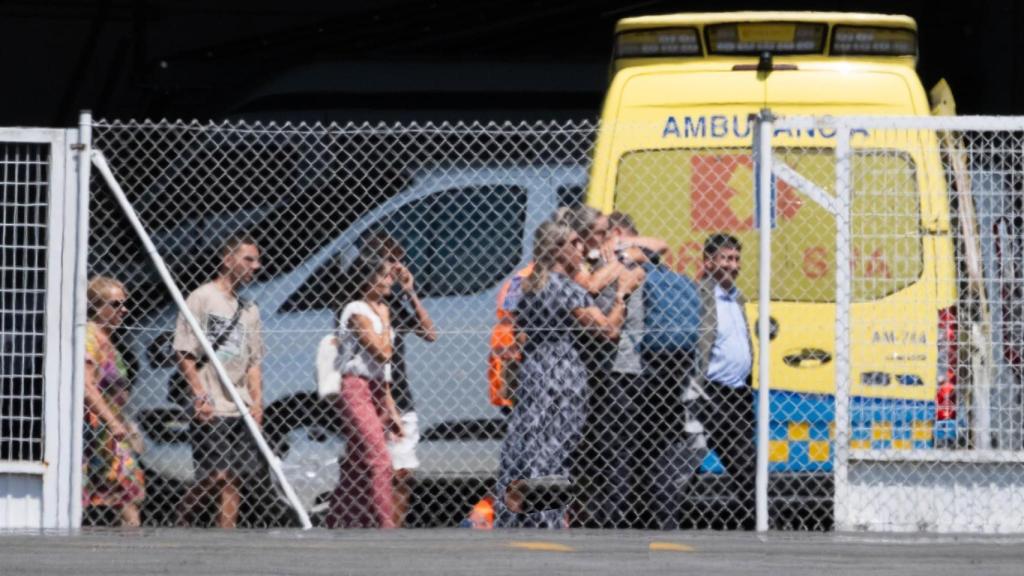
[0,126,85,529]
[765,115,1024,533]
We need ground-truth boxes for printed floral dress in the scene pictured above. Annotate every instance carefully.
[494,272,593,528]
[83,322,145,509]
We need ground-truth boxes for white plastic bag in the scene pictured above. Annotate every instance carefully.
[315,334,342,399]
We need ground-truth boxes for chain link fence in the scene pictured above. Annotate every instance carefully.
[80,117,1024,531]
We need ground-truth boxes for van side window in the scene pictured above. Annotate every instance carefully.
[277,254,348,314]
[383,185,527,298]
[558,185,585,208]
[279,185,527,312]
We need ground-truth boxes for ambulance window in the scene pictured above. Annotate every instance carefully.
[383,185,528,298]
[613,148,922,302]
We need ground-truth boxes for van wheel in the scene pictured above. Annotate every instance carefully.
[263,392,339,458]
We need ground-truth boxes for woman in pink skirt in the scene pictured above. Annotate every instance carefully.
[325,255,404,528]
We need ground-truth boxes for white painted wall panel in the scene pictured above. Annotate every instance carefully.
[845,461,1024,533]
[0,474,42,529]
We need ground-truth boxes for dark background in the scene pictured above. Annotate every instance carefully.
[1,0,1022,126]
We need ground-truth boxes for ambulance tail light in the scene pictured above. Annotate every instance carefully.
[936,307,958,421]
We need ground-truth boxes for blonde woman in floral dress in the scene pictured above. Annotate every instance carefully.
[83,276,145,526]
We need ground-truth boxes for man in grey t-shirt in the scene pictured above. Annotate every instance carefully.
[574,210,667,528]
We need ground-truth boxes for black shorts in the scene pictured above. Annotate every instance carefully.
[191,417,262,480]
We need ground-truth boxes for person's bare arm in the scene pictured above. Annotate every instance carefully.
[575,263,645,339]
[623,235,669,255]
[573,268,637,341]
[395,264,438,342]
[380,381,404,439]
[405,293,437,342]
[572,297,626,342]
[84,360,129,439]
[177,352,214,421]
[576,258,626,295]
[246,363,263,427]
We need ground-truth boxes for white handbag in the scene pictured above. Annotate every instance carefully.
[315,333,342,399]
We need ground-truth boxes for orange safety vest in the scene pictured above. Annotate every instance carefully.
[464,496,495,529]
[488,264,533,407]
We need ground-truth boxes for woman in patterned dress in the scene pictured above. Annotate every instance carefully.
[494,220,639,528]
[83,276,145,527]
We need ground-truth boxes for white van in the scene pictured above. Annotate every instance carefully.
[126,164,588,519]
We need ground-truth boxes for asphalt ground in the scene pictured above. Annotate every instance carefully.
[1,529,1022,576]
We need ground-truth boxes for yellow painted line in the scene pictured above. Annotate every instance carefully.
[649,542,694,552]
[508,541,574,552]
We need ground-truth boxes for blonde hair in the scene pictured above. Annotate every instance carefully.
[87,276,125,319]
[523,220,572,295]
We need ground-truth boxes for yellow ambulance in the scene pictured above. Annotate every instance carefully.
[587,12,965,476]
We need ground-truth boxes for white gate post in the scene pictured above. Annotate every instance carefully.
[755,109,774,533]
[69,110,92,529]
[832,124,853,531]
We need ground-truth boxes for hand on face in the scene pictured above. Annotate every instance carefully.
[392,263,414,294]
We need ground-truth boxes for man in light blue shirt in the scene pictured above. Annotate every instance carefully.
[695,233,755,529]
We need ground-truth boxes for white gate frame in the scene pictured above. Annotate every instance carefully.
[768,114,1024,533]
[0,125,83,529]
[749,111,848,533]
[752,111,774,533]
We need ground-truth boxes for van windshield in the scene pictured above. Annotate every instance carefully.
[614,148,923,302]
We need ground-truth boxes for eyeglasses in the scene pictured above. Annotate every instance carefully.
[104,300,128,310]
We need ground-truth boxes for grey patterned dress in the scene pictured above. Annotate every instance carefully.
[494,272,594,528]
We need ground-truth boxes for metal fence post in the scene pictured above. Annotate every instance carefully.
[70,110,92,529]
[755,109,774,532]
[832,123,852,531]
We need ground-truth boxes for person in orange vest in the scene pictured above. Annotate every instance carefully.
[488,264,534,412]
[460,495,496,529]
